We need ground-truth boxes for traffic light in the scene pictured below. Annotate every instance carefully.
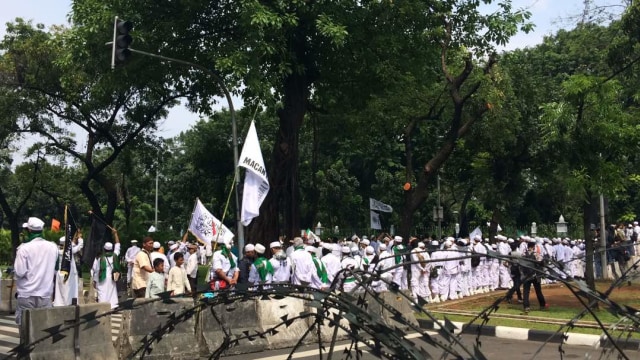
[113,19,133,63]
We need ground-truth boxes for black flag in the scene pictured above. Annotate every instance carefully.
[59,205,76,282]
[82,214,107,266]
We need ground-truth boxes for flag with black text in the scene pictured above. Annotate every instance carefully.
[238,121,270,226]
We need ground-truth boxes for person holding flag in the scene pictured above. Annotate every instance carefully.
[210,238,239,290]
[54,206,83,306]
[91,229,122,309]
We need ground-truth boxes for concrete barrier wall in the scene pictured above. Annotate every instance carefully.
[199,299,267,356]
[17,290,417,359]
[117,298,198,360]
[21,303,115,360]
[378,291,418,330]
[257,297,310,349]
[0,279,16,313]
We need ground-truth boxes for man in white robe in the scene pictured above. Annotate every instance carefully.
[125,240,140,287]
[269,241,291,283]
[54,236,82,306]
[289,237,315,286]
[92,235,122,309]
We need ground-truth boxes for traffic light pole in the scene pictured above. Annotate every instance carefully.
[124,47,245,252]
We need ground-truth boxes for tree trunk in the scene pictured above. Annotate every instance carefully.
[583,197,597,290]
[459,185,474,237]
[489,208,501,243]
[246,71,309,245]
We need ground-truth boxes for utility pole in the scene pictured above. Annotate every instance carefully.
[599,194,608,279]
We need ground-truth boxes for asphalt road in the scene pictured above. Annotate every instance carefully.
[221,332,603,360]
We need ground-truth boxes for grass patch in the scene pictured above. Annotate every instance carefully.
[417,313,640,339]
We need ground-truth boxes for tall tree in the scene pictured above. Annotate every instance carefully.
[0,19,188,226]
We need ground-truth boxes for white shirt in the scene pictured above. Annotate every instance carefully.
[167,266,191,295]
[14,237,59,298]
[211,250,238,278]
[290,247,314,285]
[186,252,199,278]
[150,251,170,277]
[269,255,291,283]
[321,253,341,283]
[125,245,141,264]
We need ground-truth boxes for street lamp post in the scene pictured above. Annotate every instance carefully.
[556,215,568,237]
[432,175,443,240]
[531,222,537,237]
[124,48,245,251]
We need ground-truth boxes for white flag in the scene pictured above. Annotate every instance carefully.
[469,226,482,241]
[238,121,270,226]
[189,199,234,245]
[369,198,393,213]
[370,210,382,230]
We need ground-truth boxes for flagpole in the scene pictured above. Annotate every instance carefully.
[216,174,237,251]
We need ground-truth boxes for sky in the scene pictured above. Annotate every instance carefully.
[0,0,602,158]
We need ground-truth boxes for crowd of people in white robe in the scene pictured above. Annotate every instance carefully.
[202,232,601,307]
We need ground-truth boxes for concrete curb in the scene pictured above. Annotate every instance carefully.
[417,319,640,351]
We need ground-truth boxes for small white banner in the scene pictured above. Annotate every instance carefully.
[189,199,235,245]
[369,198,393,213]
[370,211,382,230]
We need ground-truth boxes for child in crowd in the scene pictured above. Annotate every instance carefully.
[146,258,166,298]
[167,252,191,296]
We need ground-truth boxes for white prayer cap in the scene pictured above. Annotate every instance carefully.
[365,246,374,255]
[244,244,255,252]
[430,240,439,246]
[362,235,368,240]
[169,244,178,251]
[379,243,387,251]
[270,241,282,248]
[254,244,266,254]
[350,245,359,253]
[484,238,489,242]
[21,222,29,228]
[168,240,175,245]
[473,235,481,241]
[59,236,66,244]
[292,237,304,247]
[491,244,497,249]
[131,239,138,244]
[570,240,576,246]
[444,240,452,247]
[634,221,638,225]
[341,246,351,254]
[153,241,161,249]
[351,235,359,241]
[629,224,633,228]
[394,236,403,243]
[496,235,507,241]
[26,217,45,231]
[507,238,514,243]
[104,242,114,251]
[361,239,370,246]
[527,238,536,243]
[446,237,455,242]
[417,242,426,248]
